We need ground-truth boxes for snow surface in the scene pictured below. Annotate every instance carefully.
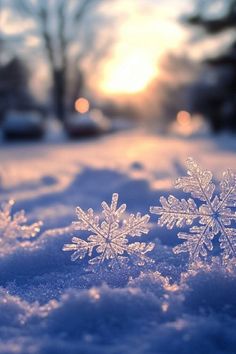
[0,129,236,354]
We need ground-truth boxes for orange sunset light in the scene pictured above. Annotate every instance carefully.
[100,52,158,95]
[176,110,192,127]
[75,98,90,114]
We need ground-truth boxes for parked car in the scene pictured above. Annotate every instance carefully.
[65,109,111,138]
[2,110,46,140]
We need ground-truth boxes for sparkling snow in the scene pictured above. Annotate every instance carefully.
[0,129,236,354]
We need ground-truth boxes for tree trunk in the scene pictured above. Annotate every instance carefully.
[53,68,66,121]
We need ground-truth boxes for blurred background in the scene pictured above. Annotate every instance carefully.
[0,0,236,140]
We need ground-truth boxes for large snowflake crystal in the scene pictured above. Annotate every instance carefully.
[63,193,154,269]
[0,200,42,244]
[150,158,236,265]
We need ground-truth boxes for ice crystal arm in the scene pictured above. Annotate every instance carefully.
[102,193,126,223]
[219,227,236,261]
[121,213,150,237]
[0,200,42,242]
[220,170,236,208]
[175,158,215,202]
[0,200,13,229]
[18,220,42,239]
[127,242,155,266]
[63,237,92,261]
[11,210,41,238]
[73,207,100,233]
[173,225,214,263]
[150,195,199,229]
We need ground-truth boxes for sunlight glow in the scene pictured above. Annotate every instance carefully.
[100,53,157,94]
[75,98,90,114]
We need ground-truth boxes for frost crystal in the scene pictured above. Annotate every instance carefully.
[63,193,154,269]
[150,158,236,265]
[0,200,42,244]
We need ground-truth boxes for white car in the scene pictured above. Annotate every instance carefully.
[2,110,45,140]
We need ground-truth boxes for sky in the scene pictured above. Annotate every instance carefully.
[0,0,233,99]
[95,0,190,95]
[0,0,191,97]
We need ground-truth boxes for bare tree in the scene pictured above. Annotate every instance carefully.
[15,0,109,121]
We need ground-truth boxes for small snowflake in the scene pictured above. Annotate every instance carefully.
[0,200,42,244]
[63,193,154,269]
[150,158,236,265]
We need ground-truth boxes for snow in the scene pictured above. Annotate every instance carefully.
[0,128,236,354]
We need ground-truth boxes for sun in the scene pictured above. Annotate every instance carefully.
[100,52,157,95]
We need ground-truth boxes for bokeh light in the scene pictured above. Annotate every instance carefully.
[75,98,90,114]
[176,110,192,127]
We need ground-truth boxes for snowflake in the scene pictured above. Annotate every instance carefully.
[63,193,154,269]
[0,200,42,244]
[150,158,236,265]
